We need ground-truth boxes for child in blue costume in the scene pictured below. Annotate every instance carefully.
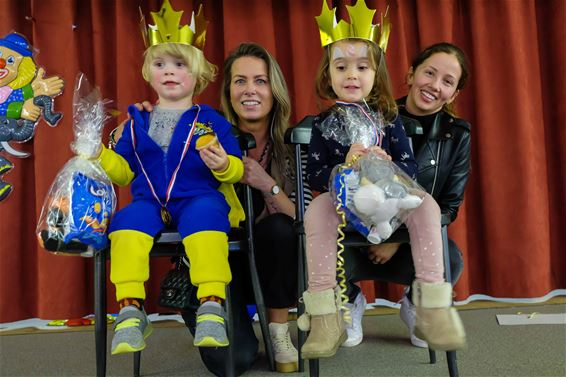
[95,1,244,354]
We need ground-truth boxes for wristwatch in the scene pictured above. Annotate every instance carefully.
[269,184,281,196]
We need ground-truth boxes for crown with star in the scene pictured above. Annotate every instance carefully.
[315,0,391,52]
[139,0,207,50]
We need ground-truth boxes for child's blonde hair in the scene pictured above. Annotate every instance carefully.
[142,43,217,96]
[315,39,397,121]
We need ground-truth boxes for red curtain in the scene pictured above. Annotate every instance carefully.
[0,0,564,322]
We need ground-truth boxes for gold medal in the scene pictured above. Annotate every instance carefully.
[160,207,172,227]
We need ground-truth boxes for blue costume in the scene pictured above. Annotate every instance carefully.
[99,104,244,301]
[108,104,243,237]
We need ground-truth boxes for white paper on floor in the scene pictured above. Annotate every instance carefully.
[496,313,566,325]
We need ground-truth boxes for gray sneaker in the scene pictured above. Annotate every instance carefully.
[194,301,229,347]
[111,306,153,355]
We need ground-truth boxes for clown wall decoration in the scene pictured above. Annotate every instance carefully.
[0,32,64,201]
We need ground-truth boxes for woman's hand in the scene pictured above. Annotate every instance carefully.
[368,146,392,161]
[346,143,368,163]
[200,143,229,172]
[241,156,275,192]
[367,243,400,264]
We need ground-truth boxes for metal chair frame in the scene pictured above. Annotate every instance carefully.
[285,116,459,377]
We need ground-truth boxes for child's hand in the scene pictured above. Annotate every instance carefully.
[368,146,392,161]
[200,143,229,172]
[367,243,400,264]
[346,143,367,163]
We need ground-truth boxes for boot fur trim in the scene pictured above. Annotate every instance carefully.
[412,281,452,308]
[302,289,338,316]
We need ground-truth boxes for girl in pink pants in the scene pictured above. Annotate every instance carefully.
[299,4,466,358]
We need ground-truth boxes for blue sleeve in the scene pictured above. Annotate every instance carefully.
[211,112,242,159]
[387,116,417,179]
[306,125,333,192]
[113,118,139,177]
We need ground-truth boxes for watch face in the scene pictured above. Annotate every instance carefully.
[271,185,280,195]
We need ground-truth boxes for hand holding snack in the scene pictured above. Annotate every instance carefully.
[196,131,219,151]
[198,132,228,172]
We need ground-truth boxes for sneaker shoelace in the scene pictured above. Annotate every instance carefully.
[272,332,295,353]
[115,317,141,331]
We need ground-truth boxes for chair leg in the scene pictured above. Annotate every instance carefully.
[309,359,320,377]
[297,228,321,377]
[297,224,306,372]
[133,352,141,377]
[225,285,236,377]
[247,252,275,371]
[244,184,275,372]
[441,224,460,377]
[428,348,436,364]
[447,351,459,377]
[441,225,452,284]
[94,248,107,377]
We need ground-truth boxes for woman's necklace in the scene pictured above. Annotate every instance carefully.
[256,139,272,168]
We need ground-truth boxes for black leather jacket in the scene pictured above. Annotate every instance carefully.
[397,98,471,223]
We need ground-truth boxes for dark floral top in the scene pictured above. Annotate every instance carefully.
[306,106,417,192]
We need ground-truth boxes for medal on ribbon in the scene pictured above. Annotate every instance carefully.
[130,105,201,227]
[160,207,172,226]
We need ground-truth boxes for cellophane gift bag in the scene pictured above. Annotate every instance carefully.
[37,73,116,255]
[325,102,426,244]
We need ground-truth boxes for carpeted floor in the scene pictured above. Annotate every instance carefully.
[1,302,565,377]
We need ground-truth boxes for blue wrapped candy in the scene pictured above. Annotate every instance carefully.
[64,171,113,249]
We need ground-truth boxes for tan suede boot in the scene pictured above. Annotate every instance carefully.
[412,281,466,351]
[298,288,346,359]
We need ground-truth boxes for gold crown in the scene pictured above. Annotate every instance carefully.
[139,0,207,50]
[315,0,391,52]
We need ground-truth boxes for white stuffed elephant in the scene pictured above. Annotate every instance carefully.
[352,178,423,244]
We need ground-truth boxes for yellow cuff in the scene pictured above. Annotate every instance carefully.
[98,145,135,186]
[212,155,243,184]
[196,282,227,300]
[115,282,146,302]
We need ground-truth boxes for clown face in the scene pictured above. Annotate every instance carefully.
[0,46,24,86]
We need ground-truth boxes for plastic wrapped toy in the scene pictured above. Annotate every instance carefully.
[326,102,426,243]
[331,151,425,243]
[36,73,115,255]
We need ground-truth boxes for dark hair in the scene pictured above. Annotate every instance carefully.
[411,42,469,90]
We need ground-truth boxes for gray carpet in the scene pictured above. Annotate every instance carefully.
[1,304,565,376]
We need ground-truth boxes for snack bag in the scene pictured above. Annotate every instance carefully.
[37,73,116,255]
[324,102,426,244]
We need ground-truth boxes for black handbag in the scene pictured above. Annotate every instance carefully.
[158,257,196,310]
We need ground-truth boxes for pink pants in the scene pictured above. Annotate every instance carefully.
[305,192,444,292]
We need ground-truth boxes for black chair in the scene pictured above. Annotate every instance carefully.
[88,131,275,377]
[285,116,459,377]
